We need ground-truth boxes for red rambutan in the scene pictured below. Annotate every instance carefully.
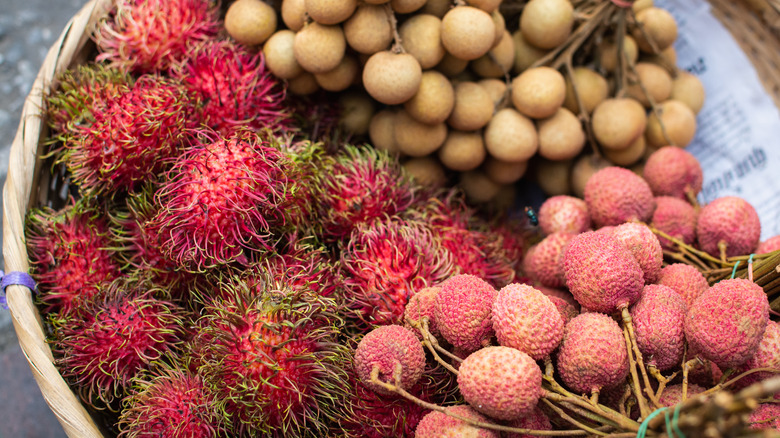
[171,40,291,136]
[26,200,121,315]
[95,0,221,73]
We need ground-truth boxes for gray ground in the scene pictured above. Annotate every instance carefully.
[0,0,84,436]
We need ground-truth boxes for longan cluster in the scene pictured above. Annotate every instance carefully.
[223,0,706,206]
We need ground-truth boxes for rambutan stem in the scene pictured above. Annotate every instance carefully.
[620,307,654,417]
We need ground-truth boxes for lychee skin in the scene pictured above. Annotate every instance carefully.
[584,166,655,227]
[612,222,663,284]
[504,406,553,438]
[749,403,780,430]
[354,325,426,395]
[656,263,709,309]
[404,286,442,339]
[696,196,761,258]
[492,284,564,360]
[630,285,687,371]
[657,383,706,407]
[458,346,542,421]
[415,405,499,438]
[758,235,780,254]
[685,278,770,369]
[556,313,629,395]
[735,320,780,388]
[546,295,580,326]
[530,232,576,288]
[434,274,498,353]
[538,195,591,236]
[651,196,698,250]
[643,146,703,199]
[562,231,644,314]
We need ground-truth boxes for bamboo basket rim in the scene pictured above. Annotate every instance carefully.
[5,0,780,436]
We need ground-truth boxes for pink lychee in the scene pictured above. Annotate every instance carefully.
[655,263,710,309]
[537,195,591,236]
[492,284,564,359]
[434,274,498,354]
[642,146,703,199]
[758,235,780,254]
[696,196,761,258]
[529,232,576,288]
[584,166,655,227]
[630,285,687,371]
[354,325,426,395]
[404,286,442,339]
[650,196,698,250]
[415,405,499,438]
[612,222,663,284]
[657,383,706,407]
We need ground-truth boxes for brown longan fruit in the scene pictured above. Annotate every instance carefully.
[294,23,346,74]
[520,0,574,50]
[421,0,450,17]
[369,109,399,154]
[645,100,697,148]
[436,52,470,77]
[599,36,639,72]
[591,98,647,150]
[399,14,446,69]
[642,45,677,68]
[563,67,608,114]
[441,6,496,61]
[603,135,647,166]
[535,158,572,196]
[570,154,610,197]
[471,30,515,78]
[394,110,448,157]
[448,81,494,131]
[633,0,653,13]
[626,62,673,108]
[467,0,502,12]
[315,55,360,92]
[483,157,528,184]
[364,0,390,3]
[671,71,706,114]
[512,30,549,73]
[263,30,303,79]
[511,66,566,119]
[305,0,357,25]
[391,0,427,14]
[405,70,455,125]
[438,130,487,171]
[484,108,538,162]
[491,10,506,47]
[478,78,507,106]
[363,51,423,105]
[225,0,277,46]
[403,157,448,188]
[281,0,306,31]
[287,72,319,95]
[343,4,393,55]
[632,7,678,53]
[339,92,375,136]
[460,170,502,203]
[537,108,586,161]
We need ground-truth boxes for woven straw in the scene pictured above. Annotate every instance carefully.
[4,0,780,436]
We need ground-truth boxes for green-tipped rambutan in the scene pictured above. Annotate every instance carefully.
[118,360,227,438]
[26,200,121,315]
[95,0,220,73]
[148,129,303,272]
[315,145,418,241]
[171,40,291,136]
[47,64,196,196]
[190,275,350,437]
[51,280,187,409]
[341,216,456,328]
[263,237,343,298]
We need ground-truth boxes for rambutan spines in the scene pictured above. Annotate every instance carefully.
[149,129,303,272]
[190,277,349,437]
[26,201,121,315]
[95,0,220,73]
[171,40,292,136]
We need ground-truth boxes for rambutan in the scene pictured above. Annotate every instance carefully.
[48,65,196,196]
[148,129,303,272]
[118,360,226,437]
[190,275,349,437]
[26,200,121,315]
[261,237,343,299]
[171,40,291,136]
[95,0,221,73]
[314,145,418,241]
[51,280,186,409]
[341,216,456,327]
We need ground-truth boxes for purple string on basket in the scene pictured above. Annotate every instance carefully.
[0,271,37,309]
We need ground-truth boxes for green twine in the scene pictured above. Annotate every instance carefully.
[637,408,668,438]
[731,260,741,279]
[673,403,687,438]
[638,406,686,438]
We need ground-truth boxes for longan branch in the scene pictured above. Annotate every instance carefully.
[384,4,404,54]
[625,60,674,147]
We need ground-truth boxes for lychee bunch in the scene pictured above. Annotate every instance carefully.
[95,0,221,73]
[171,40,291,136]
[26,200,121,314]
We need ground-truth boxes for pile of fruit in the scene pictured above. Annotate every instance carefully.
[20,0,780,436]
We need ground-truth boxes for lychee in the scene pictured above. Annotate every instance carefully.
[612,222,663,284]
[404,286,442,339]
[630,285,687,371]
[657,383,706,407]
[504,406,553,438]
[655,263,709,309]
[458,346,542,420]
[696,196,761,258]
[735,320,780,388]
[642,146,703,199]
[546,295,580,326]
[354,325,426,395]
[562,231,644,314]
[537,195,591,236]
[492,284,564,359]
[650,196,698,250]
[415,405,499,438]
[758,235,780,254]
[584,166,655,227]
[434,274,498,353]
[749,403,780,430]
[529,232,575,288]
[685,278,769,369]
[556,312,629,395]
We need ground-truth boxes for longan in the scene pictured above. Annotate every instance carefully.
[467,0,502,12]
[421,0,451,17]
[471,30,515,78]
[511,66,566,119]
[478,78,507,106]
[399,14,446,69]
[537,108,586,161]
[403,157,448,188]
[626,62,673,108]
[484,108,538,162]
[632,7,678,53]
[436,52,470,77]
[438,130,487,171]
[570,154,610,198]
[391,0,427,14]
[339,92,375,136]
[591,98,647,150]
[563,67,608,114]
[448,81,494,131]
[305,0,357,25]
[599,36,639,72]
[671,71,706,114]
[294,22,346,74]
[394,110,448,157]
[645,100,697,148]
[363,51,423,105]
[343,4,393,55]
[315,55,360,92]
[535,158,572,196]
[512,30,549,73]
[369,109,399,154]
[225,0,277,46]
[441,6,496,61]
[603,135,647,166]
[484,157,529,184]
[287,72,319,95]
[520,0,574,49]
[405,70,455,125]
[263,30,303,79]
[281,0,306,31]
[460,170,503,203]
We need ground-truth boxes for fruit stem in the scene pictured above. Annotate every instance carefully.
[543,390,641,432]
[718,240,728,263]
[649,225,726,269]
[620,306,654,418]
[626,60,674,146]
[384,4,405,54]
[540,398,609,436]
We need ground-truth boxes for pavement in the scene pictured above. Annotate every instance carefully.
[0,0,84,437]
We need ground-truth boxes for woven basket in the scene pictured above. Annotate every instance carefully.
[5,0,780,436]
